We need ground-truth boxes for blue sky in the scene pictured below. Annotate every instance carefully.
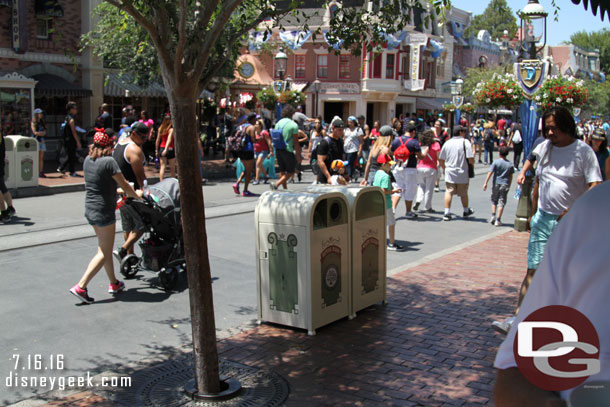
[450,0,609,45]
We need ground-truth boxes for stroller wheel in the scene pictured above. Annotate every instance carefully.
[120,255,140,279]
[159,266,178,291]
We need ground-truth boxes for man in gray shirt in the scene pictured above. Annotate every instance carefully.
[483,146,514,226]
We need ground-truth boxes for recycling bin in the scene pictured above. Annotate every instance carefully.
[9,135,38,188]
[255,190,351,335]
[307,186,387,317]
[3,136,16,189]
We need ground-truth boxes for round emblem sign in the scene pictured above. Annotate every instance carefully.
[239,62,255,79]
[325,266,338,289]
[513,305,600,392]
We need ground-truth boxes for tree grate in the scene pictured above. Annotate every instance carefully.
[95,356,289,407]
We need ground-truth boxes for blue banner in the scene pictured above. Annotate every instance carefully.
[455,109,461,126]
[519,99,540,165]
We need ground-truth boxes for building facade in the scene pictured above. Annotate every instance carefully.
[0,0,103,154]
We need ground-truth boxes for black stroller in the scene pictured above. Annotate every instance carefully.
[119,178,185,290]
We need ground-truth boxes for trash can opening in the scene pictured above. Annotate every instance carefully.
[355,191,385,221]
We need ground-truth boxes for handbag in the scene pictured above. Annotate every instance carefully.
[463,140,475,178]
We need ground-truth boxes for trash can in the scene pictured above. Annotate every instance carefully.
[3,136,16,189]
[9,136,39,188]
[307,186,387,317]
[255,190,351,335]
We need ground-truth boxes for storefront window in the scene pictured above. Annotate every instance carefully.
[1,88,31,136]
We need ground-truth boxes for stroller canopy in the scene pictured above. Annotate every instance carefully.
[146,178,180,210]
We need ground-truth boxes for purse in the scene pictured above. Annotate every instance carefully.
[463,140,475,178]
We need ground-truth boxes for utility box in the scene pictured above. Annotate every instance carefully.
[307,186,387,317]
[255,190,351,335]
[9,136,38,188]
[3,136,16,189]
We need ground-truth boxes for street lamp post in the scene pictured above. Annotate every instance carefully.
[450,78,464,135]
[274,49,288,119]
[514,0,548,232]
[312,79,321,117]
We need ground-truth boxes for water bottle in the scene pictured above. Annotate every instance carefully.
[514,185,522,200]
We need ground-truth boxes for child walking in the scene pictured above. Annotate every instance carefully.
[373,154,404,251]
[482,146,514,226]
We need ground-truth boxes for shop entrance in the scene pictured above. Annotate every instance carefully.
[323,102,346,124]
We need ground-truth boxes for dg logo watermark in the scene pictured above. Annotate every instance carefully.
[513,305,601,391]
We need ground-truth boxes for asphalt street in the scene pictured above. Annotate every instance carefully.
[0,162,521,405]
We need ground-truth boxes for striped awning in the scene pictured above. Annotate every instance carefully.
[104,73,167,98]
[32,74,92,97]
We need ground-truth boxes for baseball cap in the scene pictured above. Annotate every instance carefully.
[93,129,112,147]
[131,121,149,135]
[379,125,393,137]
[592,128,606,140]
[377,154,396,166]
[33,108,43,114]
[331,117,344,129]
[347,115,358,124]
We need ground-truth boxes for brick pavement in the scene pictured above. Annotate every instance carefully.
[30,230,528,407]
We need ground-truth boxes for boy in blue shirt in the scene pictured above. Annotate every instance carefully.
[373,154,404,251]
[483,146,514,226]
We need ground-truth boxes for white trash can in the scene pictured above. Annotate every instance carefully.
[9,135,39,188]
[255,190,351,335]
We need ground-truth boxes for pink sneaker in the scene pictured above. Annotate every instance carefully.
[108,280,125,294]
[70,284,94,304]
[232,183,240,195]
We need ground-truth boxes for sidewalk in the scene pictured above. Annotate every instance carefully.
[15,230,528,407]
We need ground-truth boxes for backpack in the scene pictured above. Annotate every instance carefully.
[394,137,410,162]
[60,115,71,141]
[484,129,494,144]
[227,124,247,152]
[270,122,287,150]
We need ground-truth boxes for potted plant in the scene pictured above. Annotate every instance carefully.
[473,73,525,109]
[279,90,306,107]
[256,87,278,110]
[534,76,588,112]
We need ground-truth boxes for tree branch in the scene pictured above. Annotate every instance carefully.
[195,0,221,38]
[175,0,188,81]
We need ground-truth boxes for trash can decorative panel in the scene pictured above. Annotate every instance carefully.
[267,232,298,314]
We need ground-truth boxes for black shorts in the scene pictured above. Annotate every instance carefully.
[276,149,296,174]
[159,147,175,159]
[238,150,254,161]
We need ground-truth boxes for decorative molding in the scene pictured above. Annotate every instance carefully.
[0,72,37,88]
[0,47,81,65]
[313,47,328,55]
[20,63,76,83]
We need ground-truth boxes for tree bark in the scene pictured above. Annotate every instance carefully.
[169,92,220,395]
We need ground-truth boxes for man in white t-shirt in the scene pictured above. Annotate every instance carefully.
[494,182,610,406]
[493,106,601,335]
[438,125,474,221]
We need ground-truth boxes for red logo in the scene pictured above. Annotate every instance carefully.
[513,305,600,391]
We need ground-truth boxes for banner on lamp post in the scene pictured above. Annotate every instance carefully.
[514,59,549,97]
[452,95,464,109]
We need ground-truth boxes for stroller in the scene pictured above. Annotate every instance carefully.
[119,178,185,290]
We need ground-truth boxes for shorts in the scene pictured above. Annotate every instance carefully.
[120,205,146,233]
[276,149,296,174]
[392,167,418,201]
[445,182,469,198]
[36,137,47,152]
[491,184,510,207]
[159,147,175,160]
[238,150,254,161]
[386,208,396,227]
[86,216,116,227]
[255,150,269,160]
[527,209,559,270]
[473,136,483,146]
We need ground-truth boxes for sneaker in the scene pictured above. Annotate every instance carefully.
[269,183,278,191]
[405,212,418,219]
[425,208,435,213]
[232,183,240,195]
[463,208,474,218]
[434,187,440,192]
[252,180,260,185]
[413,202,420,212]
[494,219,503,227]
[492,316,515,335]
[443,213,452,221]
[489,215,496,224]
[39,172,47,178]
[70,284,94,304]
[264,177,269,184]
[0,211,10,224]
[108,280,125,294]
[387,243,405,251]
[113,247,127,263]
[57,167,66,174]
[69,172,82,178]
[297,172,302,182]
[242,190,258,197]
[6,206,16,217]
[478,159,483,164]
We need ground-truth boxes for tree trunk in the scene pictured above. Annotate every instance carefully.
[169,93,220,395]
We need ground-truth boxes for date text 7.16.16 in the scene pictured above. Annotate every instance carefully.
[10,354,64,371]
